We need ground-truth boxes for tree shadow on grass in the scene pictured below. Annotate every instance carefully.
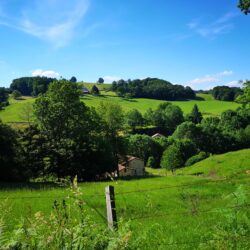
[0,182,62,191]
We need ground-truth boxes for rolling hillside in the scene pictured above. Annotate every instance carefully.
[1,149,249,248]
[0,89,240,123]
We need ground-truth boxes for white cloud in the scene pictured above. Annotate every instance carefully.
[190,76,219,84]
[32,69,60,78]
[188,70,235,89]
[217,70,233,76]
[0,0,90,48]
[188,12,238,38]
[103,76,121,83]
[225,80,240,87]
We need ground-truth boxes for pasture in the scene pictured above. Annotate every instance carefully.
[1,149,249,249]
[0,91,240,123]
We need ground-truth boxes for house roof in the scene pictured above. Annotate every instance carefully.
[119,155,143,168]
[152,133,164,138]
[118,164,126,171]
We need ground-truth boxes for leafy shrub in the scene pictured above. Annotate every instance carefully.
[146,156,157,168]
[185,151,208,166]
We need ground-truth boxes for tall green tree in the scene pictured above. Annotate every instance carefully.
[33,80,108,179]
[91,85,100,95]
[188,104,203,124]
[97,102,125,177]
[70,76,77,83]
[161,140,196,173]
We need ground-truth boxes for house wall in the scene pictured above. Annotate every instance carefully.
[128,159,145,176]
[119,159,145,177]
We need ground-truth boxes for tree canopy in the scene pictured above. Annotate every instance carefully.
[238,0,250,14]
[10,76,55,96]
[97,77,104,84]
[236,80,250,107]
[70,76,77,83]
[187,104,203,124]
[212,86,242,101]
[111,78,196,100]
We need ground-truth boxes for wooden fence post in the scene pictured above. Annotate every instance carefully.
[105,185,118,230]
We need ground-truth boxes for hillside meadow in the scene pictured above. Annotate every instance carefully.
[0,90,240,123]
[0,149,249,249]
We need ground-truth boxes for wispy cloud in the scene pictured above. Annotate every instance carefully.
[103,76,121,83]
[188,70,234,89]
[217,70,233,76]
[0,0,90,47]
[188,12,239,38]
[225,80,241,87]
[32,69,60,78]
[190,75,219,85]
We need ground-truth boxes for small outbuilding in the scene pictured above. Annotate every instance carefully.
[81,87,90,94]
[118,156,145,177]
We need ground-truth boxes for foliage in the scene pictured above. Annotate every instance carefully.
[127,134,163,167]
[238,0,250,14]
[172,121,203,148]
[126,109,144,131]
[187,104,202,124]
[97,77,104,84]
[12,90,22,100]
[146,103,184,134]
[10,76,55,96]
[111,77,196,100]
[0,87,9,109]
[236,80,250,107]
[33,80,116,180]
[212,86,242,101]
[146,156,158,168]
[161,139,197,172]
[91,85,100,95]
[70,76,77,83]
[185,151,208,166]
[0,185,133,249]
[97,102,126,176]
[204,186,250,249]
[0,121,21,181]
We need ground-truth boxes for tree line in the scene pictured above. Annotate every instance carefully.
[111,78,196,100]
[1,79,250,181]
[212,86,242,101]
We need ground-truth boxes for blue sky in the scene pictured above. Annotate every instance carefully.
[0,0,249,89]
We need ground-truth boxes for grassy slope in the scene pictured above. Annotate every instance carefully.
[0,149,249,248]
[0,92,240,123]
[177,148,250,177]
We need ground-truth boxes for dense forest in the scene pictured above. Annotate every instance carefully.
[1,79,250,181]
[111,78,196,100]
[212,86,243,101]
[10,76,55,96]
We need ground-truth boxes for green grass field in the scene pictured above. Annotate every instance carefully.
[0,92,240,123]
[1,149,249,248]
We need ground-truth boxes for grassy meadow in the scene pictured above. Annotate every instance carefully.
[0,88,240,123]
[1,149,249,248]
